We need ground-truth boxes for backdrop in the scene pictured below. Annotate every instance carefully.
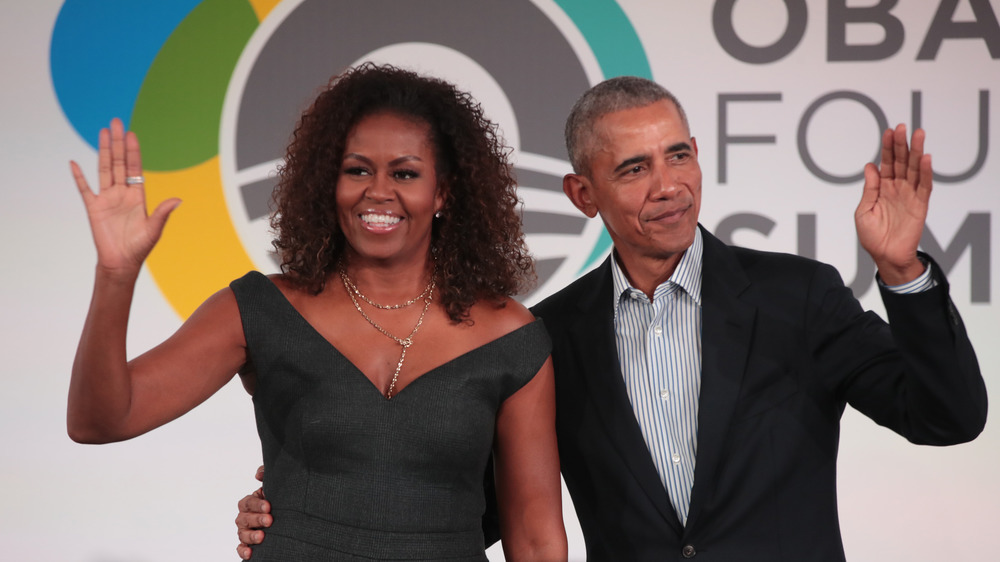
[2,1,998,560]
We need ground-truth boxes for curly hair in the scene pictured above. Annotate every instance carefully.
[271,63,534,322]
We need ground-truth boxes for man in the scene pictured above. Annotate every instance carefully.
[237,77,986,560]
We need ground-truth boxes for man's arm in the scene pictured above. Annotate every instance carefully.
[838,124,987,442]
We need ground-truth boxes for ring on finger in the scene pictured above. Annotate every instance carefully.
[125,175,145,185]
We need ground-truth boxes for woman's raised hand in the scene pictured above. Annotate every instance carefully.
[70,118,181,275]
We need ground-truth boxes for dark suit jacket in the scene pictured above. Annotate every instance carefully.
[525,226,986,561]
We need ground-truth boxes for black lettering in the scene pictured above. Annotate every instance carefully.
[917,0,1000,59]
[922,213,992,302]
[713,0,808,63]
[798,91,888,184]
[847,238,878,298]
[797,214,817,259]
[717,93,782,183]
[714,213,776,245]
[912,90,990,183]
[827,0,904,61]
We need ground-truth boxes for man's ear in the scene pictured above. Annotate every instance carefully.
[563,173,599,218]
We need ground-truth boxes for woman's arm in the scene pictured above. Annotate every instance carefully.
[67,118,247,443]
[493,356,567,561]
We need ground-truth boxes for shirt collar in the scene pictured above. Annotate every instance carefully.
[611,227,704,309]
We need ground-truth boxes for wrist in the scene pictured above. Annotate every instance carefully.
[875,256,926,286]
[94,263,142,287]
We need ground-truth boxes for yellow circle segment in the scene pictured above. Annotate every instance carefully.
[144,157,256,319]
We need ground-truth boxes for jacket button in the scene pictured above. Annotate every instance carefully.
[682,544,696,558]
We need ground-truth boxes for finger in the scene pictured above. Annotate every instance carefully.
[892,123,909,181]
[917,153,933,203]
[256,465,265,483]
[236,510,273,533]
[877,128,893,179]
[238,527,268,546]
[907,128,926,188]
[98,127,112,191]
[110,118,127,187]
[237,543,252,560]
[125,130,144,182]
[238,492,271,515]
[70,161,95,204]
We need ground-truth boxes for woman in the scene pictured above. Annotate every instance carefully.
[68,64,566,561]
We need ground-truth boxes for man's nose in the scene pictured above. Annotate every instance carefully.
[649,164,680,199]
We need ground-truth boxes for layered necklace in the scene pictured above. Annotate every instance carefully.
[339,266,435,399]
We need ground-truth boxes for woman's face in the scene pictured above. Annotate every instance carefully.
[336,111,444,268]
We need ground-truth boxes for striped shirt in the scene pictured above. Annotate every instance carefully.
[612,228,703,525]
[611,230,934,525]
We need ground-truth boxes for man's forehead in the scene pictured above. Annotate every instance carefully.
[592,102,689,152]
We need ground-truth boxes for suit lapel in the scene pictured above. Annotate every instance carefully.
[569,258,683,532]
[684,227,755,533]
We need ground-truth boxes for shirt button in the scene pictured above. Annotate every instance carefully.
[671,452,681,464]
[682,544,696,558]
[630,292,641,300]
[659,389,669,400]
[653,325,663,336]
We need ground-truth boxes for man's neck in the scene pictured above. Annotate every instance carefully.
[613,249,685,301]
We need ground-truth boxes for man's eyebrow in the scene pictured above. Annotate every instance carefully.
[666,141,693,153]
[613,154,649,174]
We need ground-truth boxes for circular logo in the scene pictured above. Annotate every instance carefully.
[51,0,651,318]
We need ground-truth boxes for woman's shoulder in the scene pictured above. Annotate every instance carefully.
[466,297,538,340]
[227,271,334,316]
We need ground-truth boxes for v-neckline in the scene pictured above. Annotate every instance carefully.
[257,273,541,401]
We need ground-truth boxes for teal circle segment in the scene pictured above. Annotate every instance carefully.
[556,0,651,271]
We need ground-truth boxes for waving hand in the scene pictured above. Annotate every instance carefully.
[855,124,931,285]
[70,118,181,275]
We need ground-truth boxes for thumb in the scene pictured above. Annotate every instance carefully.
[857,162,880,213]
[149,198,182,234]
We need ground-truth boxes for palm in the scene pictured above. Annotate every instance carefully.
[854,124,932,282]
[71,118,180,274]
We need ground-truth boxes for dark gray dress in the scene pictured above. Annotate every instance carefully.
[230,272,551,561]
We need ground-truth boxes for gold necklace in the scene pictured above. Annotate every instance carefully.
[340,268,433,309]
[339,269,435,399]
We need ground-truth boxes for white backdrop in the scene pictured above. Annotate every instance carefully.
[2,1,998,560]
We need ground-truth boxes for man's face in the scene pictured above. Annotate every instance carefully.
[566,99,702,272]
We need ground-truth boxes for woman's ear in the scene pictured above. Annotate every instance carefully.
[434,180,447,216]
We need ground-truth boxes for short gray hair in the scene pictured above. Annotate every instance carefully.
[564,76,688,175]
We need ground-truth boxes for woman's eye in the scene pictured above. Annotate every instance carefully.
[394,169,419,180]
[344,166,370,176]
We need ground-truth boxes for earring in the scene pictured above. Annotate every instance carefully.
[434,211,442,219]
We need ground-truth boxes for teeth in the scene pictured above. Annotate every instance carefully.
[361,213,402,226]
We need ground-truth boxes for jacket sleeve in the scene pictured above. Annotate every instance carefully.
[811,252,987,445]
